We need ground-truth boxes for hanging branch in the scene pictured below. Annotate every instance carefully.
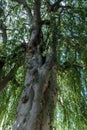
[11,0,33,23]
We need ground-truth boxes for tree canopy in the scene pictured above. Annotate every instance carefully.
[0,0,87,130]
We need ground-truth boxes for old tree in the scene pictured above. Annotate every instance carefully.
[0,0,87,130]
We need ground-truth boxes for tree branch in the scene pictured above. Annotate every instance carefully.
[46,0,71,13]
[50,0,61,11]
[59,5,72,13]
[47,0,63,12]
[0,64,21,92]
[0,22,7,43]
[57,62,87,72]
[28,0,41,47]
[0,2,7,43]
[0,60,4,77]
[72,63,87,70]
[34,0,41,24]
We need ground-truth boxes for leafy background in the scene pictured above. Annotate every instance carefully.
[0,0,87,129]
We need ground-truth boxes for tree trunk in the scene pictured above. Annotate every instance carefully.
[13,44,58,130]
[12,1,58,129]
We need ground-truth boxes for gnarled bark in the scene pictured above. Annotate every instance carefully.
[12,1,58,130]
[13,52,58,130]
[13,21,58,129]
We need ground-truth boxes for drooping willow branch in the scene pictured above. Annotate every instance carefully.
[11,0,33,23]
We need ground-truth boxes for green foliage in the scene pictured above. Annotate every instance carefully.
[0,0,87,130]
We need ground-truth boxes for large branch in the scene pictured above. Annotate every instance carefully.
[0,65,20,92]
[28,0,41,47]
[34,0,41,23]
[0,43,26,92]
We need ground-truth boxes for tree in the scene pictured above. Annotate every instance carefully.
[0,0,87,130]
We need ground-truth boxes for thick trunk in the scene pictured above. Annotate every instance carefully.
[13,46,58,130]
[12,1,58,129]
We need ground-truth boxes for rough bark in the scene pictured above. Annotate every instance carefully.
[12,1,58,130]
[13,18,58,130]
[13,53,58,130]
